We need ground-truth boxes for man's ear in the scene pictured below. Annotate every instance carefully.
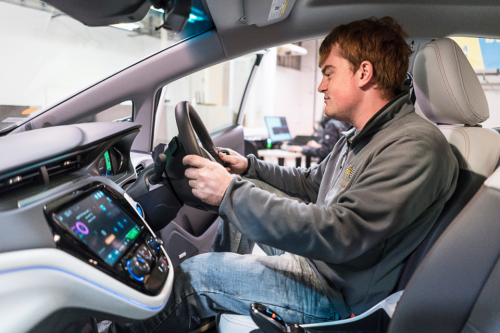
[357,61,374,89]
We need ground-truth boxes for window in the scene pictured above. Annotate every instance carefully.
[94,101,133,123]
[0,0,212,133]
[75,101,133,124]
[153,54,257,147]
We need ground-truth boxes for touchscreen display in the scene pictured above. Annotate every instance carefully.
[54,190,141,266]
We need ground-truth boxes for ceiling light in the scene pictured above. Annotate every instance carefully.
[111,23,140,31]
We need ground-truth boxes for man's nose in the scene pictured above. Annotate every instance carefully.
[318,77,327,93]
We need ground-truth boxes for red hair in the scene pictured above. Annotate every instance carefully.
[319,17,412,99]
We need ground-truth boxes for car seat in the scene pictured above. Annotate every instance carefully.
[217,38,500,333]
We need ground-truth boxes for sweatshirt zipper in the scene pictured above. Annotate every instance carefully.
[339,136,355,169]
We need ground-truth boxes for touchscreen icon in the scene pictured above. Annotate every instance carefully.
[71,221,89,236]
[105,234,116,245]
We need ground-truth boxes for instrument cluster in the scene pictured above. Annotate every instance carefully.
[97,147,125,177]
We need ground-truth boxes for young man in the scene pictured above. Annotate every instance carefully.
[116,17,458,333]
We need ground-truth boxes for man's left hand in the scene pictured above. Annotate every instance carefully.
[183,155,233,206]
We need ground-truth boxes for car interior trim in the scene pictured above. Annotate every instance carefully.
[0,266,167,311]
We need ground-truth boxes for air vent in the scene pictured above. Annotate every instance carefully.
[0,151,89,195]
[135,163,145,175]
[0,169,43,193]
[46,155,80,178]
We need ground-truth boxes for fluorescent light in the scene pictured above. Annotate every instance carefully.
[111,23,140,31]
[188,13,204,23]
[150,6,164,13]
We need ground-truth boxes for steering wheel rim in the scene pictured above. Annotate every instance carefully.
[175,101,224,165]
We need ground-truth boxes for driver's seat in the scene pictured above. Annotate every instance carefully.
[217,38,500,333]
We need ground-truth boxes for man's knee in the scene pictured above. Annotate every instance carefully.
[175,253,230,291]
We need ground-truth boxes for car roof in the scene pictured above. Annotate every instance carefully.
[207,0,500,59]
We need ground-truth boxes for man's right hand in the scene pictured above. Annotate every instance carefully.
[217,148,248,174]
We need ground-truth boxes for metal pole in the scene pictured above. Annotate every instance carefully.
[313,39,318,128]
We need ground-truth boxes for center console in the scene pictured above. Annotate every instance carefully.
[44,182,169,295]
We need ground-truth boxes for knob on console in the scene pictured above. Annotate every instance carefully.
[149,236,163,250]
[127,255,150,281]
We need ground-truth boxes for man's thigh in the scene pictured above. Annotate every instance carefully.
[176,252,336,324]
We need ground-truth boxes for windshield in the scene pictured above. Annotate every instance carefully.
[0,0,213,132]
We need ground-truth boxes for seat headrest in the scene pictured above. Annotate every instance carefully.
[413,38,489,126]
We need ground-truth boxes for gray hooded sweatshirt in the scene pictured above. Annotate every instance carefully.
[219,92,458,316]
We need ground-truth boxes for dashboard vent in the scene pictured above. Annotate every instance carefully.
[135,163,145,175]
[0,168,43,194]
[46,155,81,178]
[0,153,88,195]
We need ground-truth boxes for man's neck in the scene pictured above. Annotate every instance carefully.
[351,93,393,130]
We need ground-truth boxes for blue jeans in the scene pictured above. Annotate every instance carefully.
[114,180,339,333]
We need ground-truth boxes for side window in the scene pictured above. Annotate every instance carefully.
[95,101,133,122]
[79,101,134,123]
[153,54,257,147]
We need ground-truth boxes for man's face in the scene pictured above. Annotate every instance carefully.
[318,45,360,122]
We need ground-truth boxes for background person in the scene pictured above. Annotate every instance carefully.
[288,115,350,162]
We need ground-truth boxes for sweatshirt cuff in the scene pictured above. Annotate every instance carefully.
[219,175,243,215]
[243,155,252,175]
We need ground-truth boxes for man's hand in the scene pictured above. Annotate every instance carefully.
[183,155,232,206]
[288,145,303,153]
[306,140,322,148]
[217,148,248,174]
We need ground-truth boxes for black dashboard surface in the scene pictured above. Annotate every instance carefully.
[0,123,141,175]
[0,122,142,254]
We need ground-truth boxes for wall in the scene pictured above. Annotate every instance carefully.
[243,39,325,138]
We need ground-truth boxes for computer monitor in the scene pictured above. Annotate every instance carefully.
[264,116,292,142]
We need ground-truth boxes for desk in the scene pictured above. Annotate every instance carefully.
[257,149,312,168]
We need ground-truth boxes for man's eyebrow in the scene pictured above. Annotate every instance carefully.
[321,65,334,75]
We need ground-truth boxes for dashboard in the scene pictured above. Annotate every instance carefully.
[0,122,173,333]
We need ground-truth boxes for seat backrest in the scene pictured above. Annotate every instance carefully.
[396,38,500,291]
[389,169,500,333]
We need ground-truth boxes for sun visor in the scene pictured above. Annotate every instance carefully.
[43,0,151,26]
[242,0,297,27]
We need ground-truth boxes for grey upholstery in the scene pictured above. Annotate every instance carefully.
[398,38,500,290]
[390,38,500,332]
[389,185,500,333]
[414,38,500,178]
[413,38,489,126]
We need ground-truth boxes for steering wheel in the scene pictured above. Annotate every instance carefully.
[162,101,224,213]
[175,101,224,165]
